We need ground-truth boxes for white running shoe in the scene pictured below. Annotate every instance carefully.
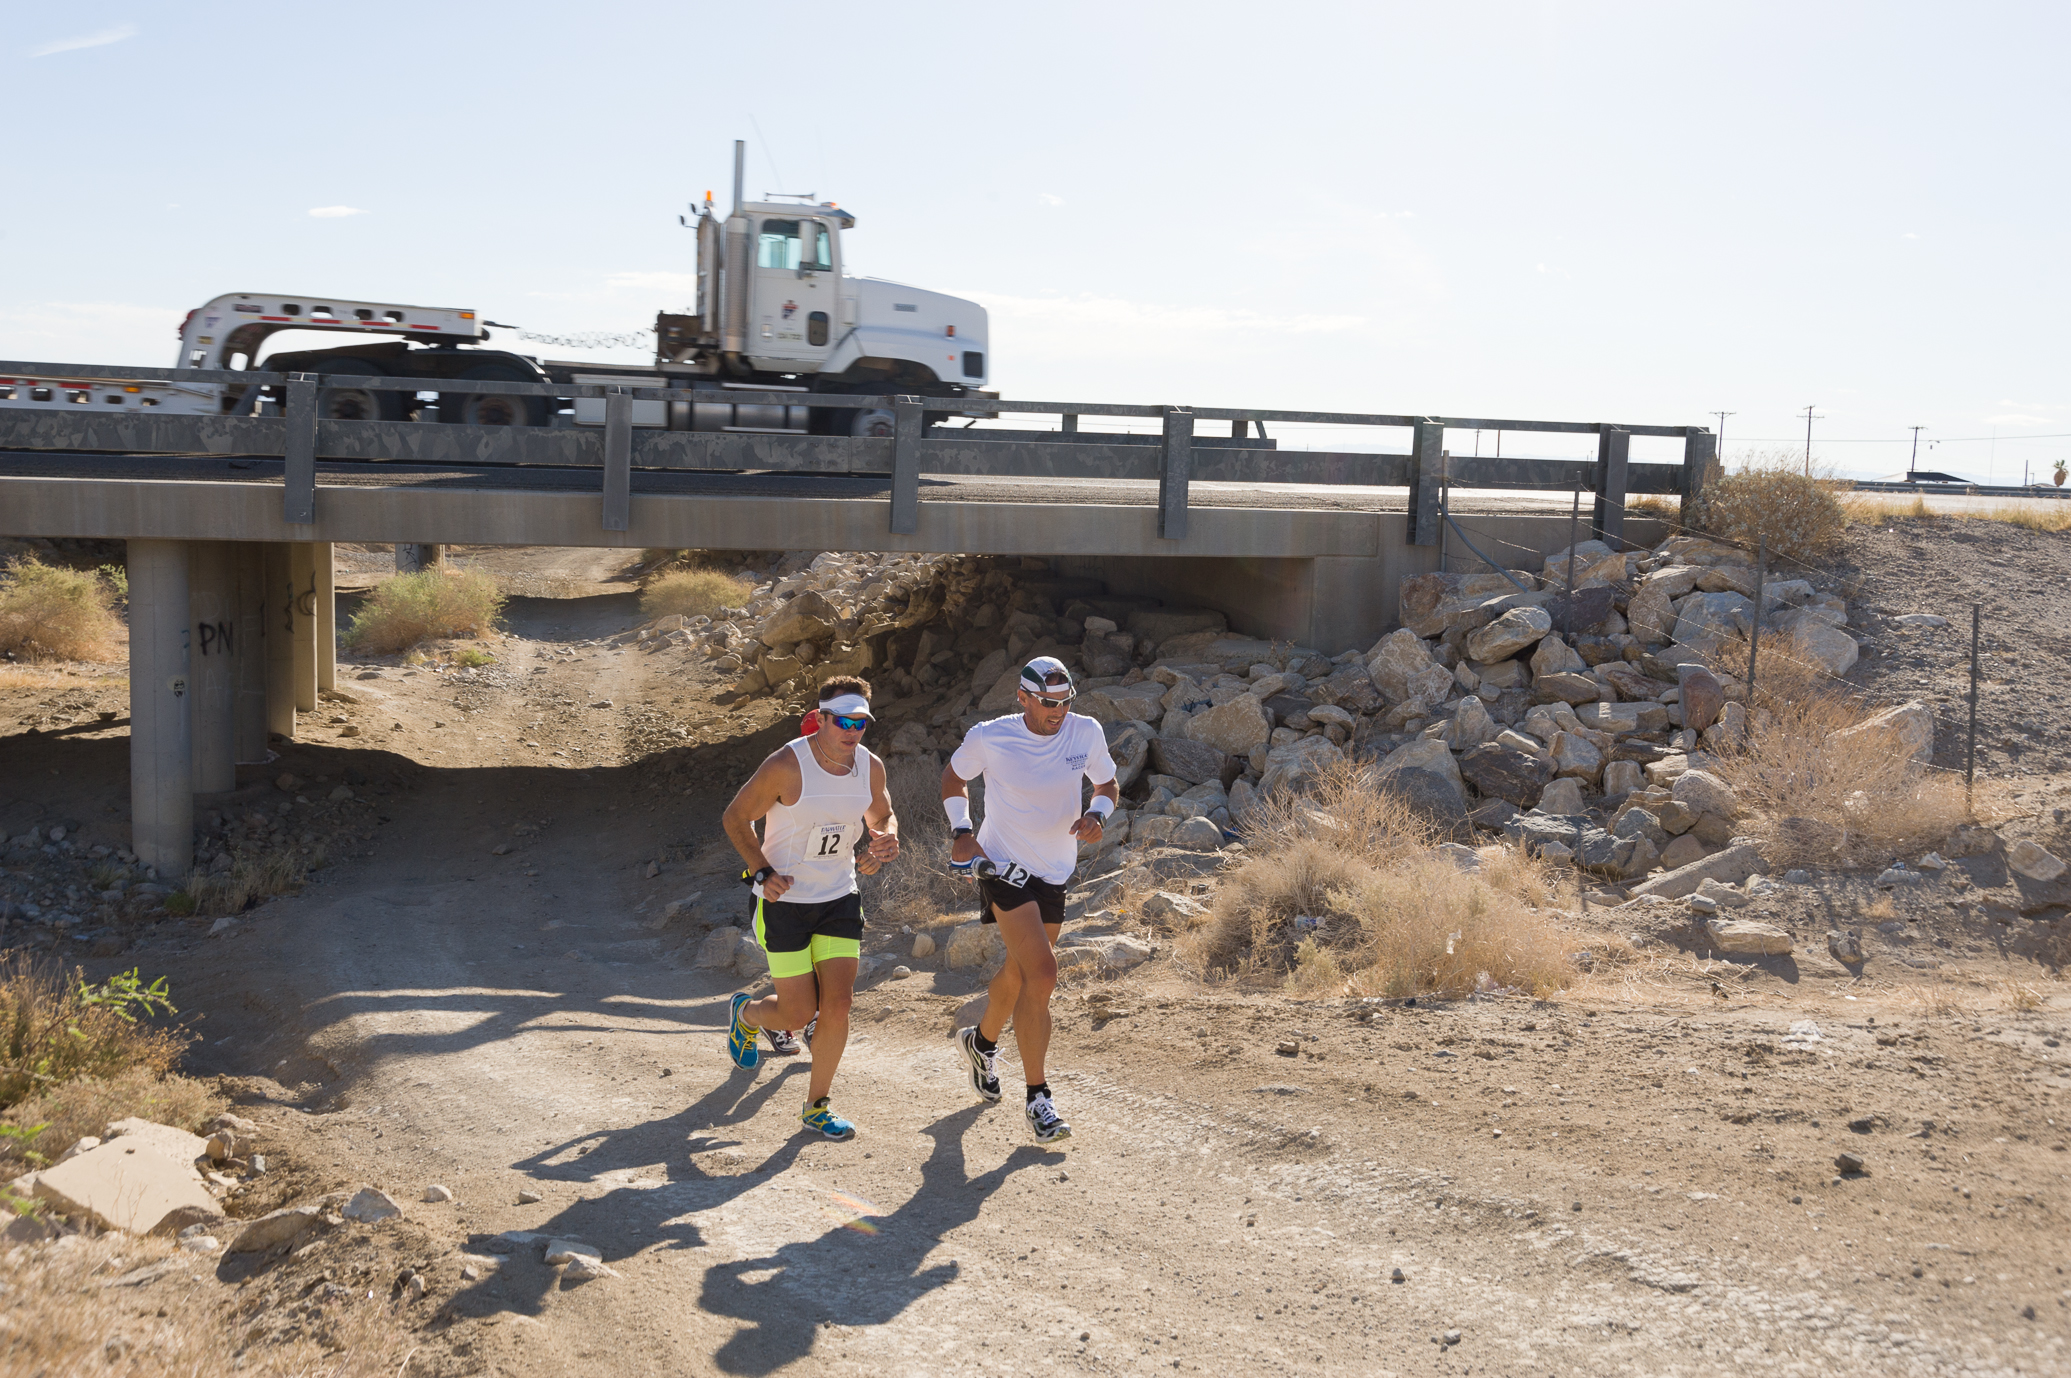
[1024,1091,1072,1148]
[957,1026,1002,1103]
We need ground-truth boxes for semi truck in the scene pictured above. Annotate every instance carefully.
[0,141,991,439]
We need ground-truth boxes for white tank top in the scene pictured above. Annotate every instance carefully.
[757,737,876,904]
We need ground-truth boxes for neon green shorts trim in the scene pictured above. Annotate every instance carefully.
[753,893,864,980]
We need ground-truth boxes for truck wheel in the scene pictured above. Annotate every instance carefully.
[850,408,896,438]
[440,366,547,427]
[320,363,402,422]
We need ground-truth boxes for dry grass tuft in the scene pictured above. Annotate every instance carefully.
[1188,765,1577,998]
[1839,491,2071,533]
[343,567,504,654]
[0,557,123,662]
[1701,458,1846,564]
[187,847,315,917]
[1,1067,219,1168]
[1841,492,1933,525]
[1998,978,2051,1011]
[0,956,192,1121]
[1974,501,2071,533]
[1709,657,1970,868]
[641,568,753,621]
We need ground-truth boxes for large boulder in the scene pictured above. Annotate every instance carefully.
[1105,720,1154,790]
[1533,671,1603,705]
[1670,592,1753,657]
[1309,662,1383,713]
[1827,700,1932,764]
[1440,695,1497,750]
[1677,666,1725,732]
[33,1137,222,1237]
[1373,738,1468,820]
[1624,841,1768,900]
[1077,681,1166,726]
[1539,586,1618,636]
[1260,736,1345,795]
[1148,736,1228,786]
[1548,731,1604,782]
[1529,636,1588,678]
[1599,660,1674,702]
[1670,769,1740,819]
[945,922,1007,971]
[759,591,836,647]
[1781,623,1860,678]
[1541,540,1625,588]
[1398,572,1525,638]
[1181,694,1272,756]
[1366,629,1438,703]
[1704,918,1793,956]
[695,926,750,969]
[1464,606,1554,664]
[1457,742,1552,808]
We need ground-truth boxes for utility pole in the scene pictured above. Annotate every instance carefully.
[1908,425,1924,475]
[1711,411,1734,461]
[1798,405,1824,476]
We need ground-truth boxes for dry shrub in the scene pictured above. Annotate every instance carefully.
[343,567,504,653]
[859,753,979,929]
[1712,657,1969,868]
[187,847,313,917]
[0,664,65,689]
[1702,456,1845,564]
[1841,492,1933,525]
[641,568,752,621]
[1975,501,2071,534]
[1189,765,1577,998]
[0,557,122,661]
[0,956,191,1117]
[1,1067,218,1167]
[0,1231,409,1378]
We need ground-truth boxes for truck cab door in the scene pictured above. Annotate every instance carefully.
[751,216,836,369]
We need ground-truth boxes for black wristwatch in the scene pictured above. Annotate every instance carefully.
[742,865,776,888]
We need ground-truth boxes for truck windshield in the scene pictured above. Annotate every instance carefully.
[758,220,802,270]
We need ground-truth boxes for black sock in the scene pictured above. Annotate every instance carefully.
[1026,1082,1050,1103]
[973,1031,998,1055]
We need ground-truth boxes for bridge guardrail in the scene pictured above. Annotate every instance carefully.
[0,359,1714,546]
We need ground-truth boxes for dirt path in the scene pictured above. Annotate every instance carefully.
[84,565,2061,1378]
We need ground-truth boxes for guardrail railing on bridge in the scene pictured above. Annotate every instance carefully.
[0,359,1714,547]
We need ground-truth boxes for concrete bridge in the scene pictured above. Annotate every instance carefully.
[0,359,1704,877]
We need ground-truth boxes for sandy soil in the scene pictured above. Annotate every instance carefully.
[3,536,2070,1376]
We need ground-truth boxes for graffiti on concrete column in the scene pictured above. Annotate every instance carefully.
[197,620,234,656]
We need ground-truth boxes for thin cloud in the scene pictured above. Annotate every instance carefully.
[605,270,699,293]
[1983,413,2053,428]
[307,206,368,219]
[32,24,137,57]
[1038,193,1065,207]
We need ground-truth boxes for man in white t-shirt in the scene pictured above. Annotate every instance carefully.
[941,656,1118,1147]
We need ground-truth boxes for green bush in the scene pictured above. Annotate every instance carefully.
[0,959,189,1116]
[344,567,505,654]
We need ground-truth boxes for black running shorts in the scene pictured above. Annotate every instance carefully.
[977,872,1067,928]
[753,892,865,979]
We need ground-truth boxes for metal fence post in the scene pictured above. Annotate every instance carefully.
[283,373,317,526]
[1966,604,1981,804]
[1592,426,1629,545]
[890,396,924,535]
[1407,419,1443,546]
[1747,534,1766,711]
[1159,407,1194,540]
[602,388,631,532]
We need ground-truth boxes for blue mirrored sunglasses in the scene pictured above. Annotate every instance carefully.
[828,714,872,732]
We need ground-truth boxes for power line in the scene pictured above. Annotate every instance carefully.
[1711,411,1734,456]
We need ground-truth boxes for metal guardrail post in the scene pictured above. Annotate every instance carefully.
[602,388,632,532]
[1159,407,1193,540]
[890,396,924,535]
[1679,428,1717,528]
[282,373,318,526]
[1407,419,1443,546]
[1592,426,1630,545]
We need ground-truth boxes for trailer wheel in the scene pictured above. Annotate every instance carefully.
[440,366,548,427]
[319,363,403,422]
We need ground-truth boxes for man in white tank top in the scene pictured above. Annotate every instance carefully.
[720,677,900,1140]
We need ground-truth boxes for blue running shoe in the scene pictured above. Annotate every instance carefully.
[726,993,761,1070]
[800,1096,856,1141]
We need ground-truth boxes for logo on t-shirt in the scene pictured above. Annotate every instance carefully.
[1066,753,1088,771]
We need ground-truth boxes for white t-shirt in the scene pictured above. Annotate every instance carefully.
[949,712,1117,885]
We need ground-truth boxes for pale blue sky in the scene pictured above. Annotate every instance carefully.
[4,2,2065,481]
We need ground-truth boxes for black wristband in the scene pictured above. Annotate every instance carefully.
[742,865,776,887]
[952,826,974,838]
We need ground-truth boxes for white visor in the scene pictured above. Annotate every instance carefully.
[820,693,872,720]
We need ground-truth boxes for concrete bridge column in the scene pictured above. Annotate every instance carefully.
[290,543,318,714]
[127,539,193,879]
[263,543,296,740]
[234,543,269,763]
[187,541,238,794]
[315,542,337,693]
[396,543,443,573]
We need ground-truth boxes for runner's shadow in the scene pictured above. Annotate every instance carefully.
[698,1105,1056,1375]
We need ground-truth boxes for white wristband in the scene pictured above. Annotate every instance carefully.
[943,796,972,831]
[1086,796,1115,821]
